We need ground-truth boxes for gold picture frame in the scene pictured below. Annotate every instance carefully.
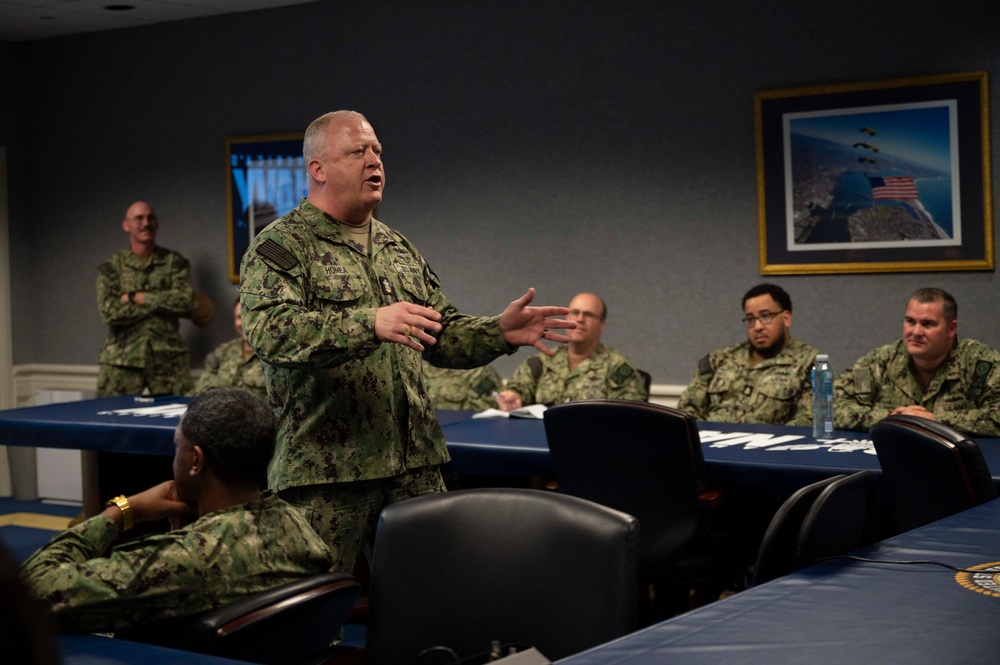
[754,71,992,275]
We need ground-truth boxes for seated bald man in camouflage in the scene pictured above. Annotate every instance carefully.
[678,283,819,425]
[496,293,647,410]
[835,287,1000,436]
[21,389,333,635]
[192,297,268,402]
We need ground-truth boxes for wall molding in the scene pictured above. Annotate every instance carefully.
[11,363,685,409]
[13,364,99,407]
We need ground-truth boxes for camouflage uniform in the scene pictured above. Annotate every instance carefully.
[20,493,333,634]
[192,338,268,402]
[422,361,503,411]
[504,344,648,405]
[96,247,193,397]
[239,199,515,570]
[834,338,1000,436]
[678,338,818,425]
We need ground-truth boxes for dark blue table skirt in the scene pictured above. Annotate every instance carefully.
[60,633,256,664]
[556,497,1000,664]
[4,399,1000,498]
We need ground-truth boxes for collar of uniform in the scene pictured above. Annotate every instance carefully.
[299,200,395,254]
[122,246,166,268]
[739,339,793,367]
[900,336,964,380]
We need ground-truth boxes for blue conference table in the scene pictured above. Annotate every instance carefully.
[60,633,256,665]
[555,497,1000,664]
[4,396,1000,502]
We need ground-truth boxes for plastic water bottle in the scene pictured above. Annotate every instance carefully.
[812,354,834,440]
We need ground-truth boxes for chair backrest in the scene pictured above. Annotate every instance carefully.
[636,369,652,400]
[871,414,997,532]
[130,571,361,665]
[543,399,707,577]
[792,470,878,571]
[752,475,845,586]
[365,488,639,665]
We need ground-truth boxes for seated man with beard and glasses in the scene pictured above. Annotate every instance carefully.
[678,283,819,425]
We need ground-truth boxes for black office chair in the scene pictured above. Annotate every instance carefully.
[543,399,742,620]
[364,488,640,665]
[122,571,361,665]
[793,470,878,571]
[637,369,652,401]
[751,475,845,586]
[871,414,997,532]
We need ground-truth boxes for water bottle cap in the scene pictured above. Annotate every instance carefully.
[816,354,829,361]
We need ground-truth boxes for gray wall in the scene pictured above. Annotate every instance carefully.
[5,0,999,384]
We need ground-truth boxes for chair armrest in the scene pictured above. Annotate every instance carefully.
[698,489,723,510]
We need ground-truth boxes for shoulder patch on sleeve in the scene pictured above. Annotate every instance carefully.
[854,367,873,395]
[205,352,220,370]
[255,238,299,271]
[611,363,634,384]
[971,360,993,394]
[697,354,713,376]
[473,375,500,396]
[97,262,116,278]
[527,356,543,379]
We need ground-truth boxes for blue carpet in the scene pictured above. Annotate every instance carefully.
[0,498,81,564]
[0,524,59,563]
[0,497,81,517]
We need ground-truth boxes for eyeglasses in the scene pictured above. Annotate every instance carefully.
[568,309,602,321]
[742,310,785,328]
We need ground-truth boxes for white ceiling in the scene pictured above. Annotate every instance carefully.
[0,0,322,42]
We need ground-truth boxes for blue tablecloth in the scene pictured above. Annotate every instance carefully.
[60,633,256,664]
[442,416,1000,496]
[556,497,1000,664]
[4,399,1000,497]
[0,395,182,456]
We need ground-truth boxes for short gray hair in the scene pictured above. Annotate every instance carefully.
[303,110,366,163]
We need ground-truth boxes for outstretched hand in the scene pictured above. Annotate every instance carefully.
[498,288,576,356]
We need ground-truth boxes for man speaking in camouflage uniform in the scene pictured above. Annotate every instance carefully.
[834,287,1000,436]
[678,283,818,425]
[96,201,193,397]
[239,110,574,572]
[192,297,267,401]
[21,389,333,634]
[496,293,647,409]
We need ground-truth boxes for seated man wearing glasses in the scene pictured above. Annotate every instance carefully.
[678,283,819,425]
[495,293,647,410]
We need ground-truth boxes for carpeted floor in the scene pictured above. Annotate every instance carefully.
[0,497,80,564]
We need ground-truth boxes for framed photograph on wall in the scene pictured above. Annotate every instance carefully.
[226,133,306,283]
[754,71,992,275]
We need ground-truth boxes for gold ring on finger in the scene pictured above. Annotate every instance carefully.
[404,324,412,336]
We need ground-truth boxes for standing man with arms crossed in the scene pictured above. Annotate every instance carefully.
[239,110,574,572]
[835,287,1000,436]
[495,292,647,410]
[678,283,818,425]
[96,201,193,397]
